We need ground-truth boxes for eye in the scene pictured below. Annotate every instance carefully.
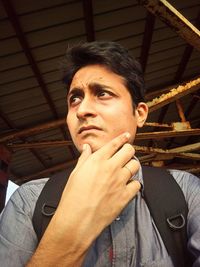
[68,94,82,106]
[97,89,112,99]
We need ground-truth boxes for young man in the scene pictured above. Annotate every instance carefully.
[0,41,199,267]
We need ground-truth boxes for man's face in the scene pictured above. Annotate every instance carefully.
[66,64,147,152]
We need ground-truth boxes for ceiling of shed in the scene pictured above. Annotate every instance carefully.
[0,0,199,184]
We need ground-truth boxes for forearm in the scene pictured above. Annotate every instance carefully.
[27,239,86,267]
[26,212,94,267]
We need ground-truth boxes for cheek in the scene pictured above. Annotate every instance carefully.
[111,110,136,138]
[66,114,75,136]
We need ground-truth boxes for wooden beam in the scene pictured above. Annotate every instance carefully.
[138,0,200,51]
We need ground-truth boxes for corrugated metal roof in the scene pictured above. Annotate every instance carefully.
[0,0,199,183]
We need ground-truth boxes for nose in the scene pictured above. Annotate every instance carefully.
[76,97,97,120]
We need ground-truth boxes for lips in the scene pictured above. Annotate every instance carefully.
[78,125,102,134]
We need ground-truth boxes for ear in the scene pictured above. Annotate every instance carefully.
[135,102,148,128]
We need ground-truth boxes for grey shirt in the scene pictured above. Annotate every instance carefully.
[0,168,200,267]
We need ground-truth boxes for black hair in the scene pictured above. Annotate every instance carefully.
[62,41,145,107]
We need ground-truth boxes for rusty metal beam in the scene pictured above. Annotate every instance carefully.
[9,140,200,154]
[147,76,200,112]
[185,120,200,146]
[175,99,186,122]
[3,121,199,144]
[135,142,200,154]
[144,122,172,128]
[136,128,200,140]
[1,78,199,144]
[165,163,200,174]
[173,152,200,161]
[0,107,48,168]
[29,148,48,167]
[166,99,187,149]
[13,141,200,183]
[169,142,200,153]
[162,6,200,144]
[140,11,155,72]
[82,0,95,41]
[138,0,200,52]
[185,90,200,118]
[148,104,170,147]
[184,167,200,174]
[135,143,200,161]
[1,0,74,159]
[0,118,65,143]
[0,108,14,129]
[174,10,200,82]
[8,140,73,149]
[16,160,77,184]
[173,45,193,82]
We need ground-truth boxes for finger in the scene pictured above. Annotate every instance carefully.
[110,143,135,167]
[76,143,92,169]
[95,132,131,159]
[122,159,140,183]
[125,180,141,201]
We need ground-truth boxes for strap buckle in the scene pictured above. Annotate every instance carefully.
[42,203,56,217]
[167,213,185,230]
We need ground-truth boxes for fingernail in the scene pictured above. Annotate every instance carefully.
[82,144,88,150]
[124,132,130,139]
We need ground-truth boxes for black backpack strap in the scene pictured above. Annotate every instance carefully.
[33,163,191,266]
[142,165,191,267]
[32,164,75,241]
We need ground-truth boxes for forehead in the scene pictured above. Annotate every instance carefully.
[69,64,126,90]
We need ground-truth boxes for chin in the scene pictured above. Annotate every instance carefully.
[76,140,104,153]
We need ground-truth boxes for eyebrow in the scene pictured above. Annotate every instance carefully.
[67,88,82,101]
[68,82,113,96]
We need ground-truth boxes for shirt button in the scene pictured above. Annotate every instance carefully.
[115,216,120,221]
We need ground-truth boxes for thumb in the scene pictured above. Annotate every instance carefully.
[76,144,92,169]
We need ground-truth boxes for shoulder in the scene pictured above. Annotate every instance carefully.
[168,169,200,194]
[168,169,200,209]
[4,178,49,218]
[0,178,49,256]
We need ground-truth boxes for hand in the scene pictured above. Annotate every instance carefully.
[56,132,141,241]
[28,133,141,267]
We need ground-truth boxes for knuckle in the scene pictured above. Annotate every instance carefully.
[124,143,135,153]
[111,138,121,149]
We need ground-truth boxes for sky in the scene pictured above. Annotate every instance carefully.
[5,180,19,205]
